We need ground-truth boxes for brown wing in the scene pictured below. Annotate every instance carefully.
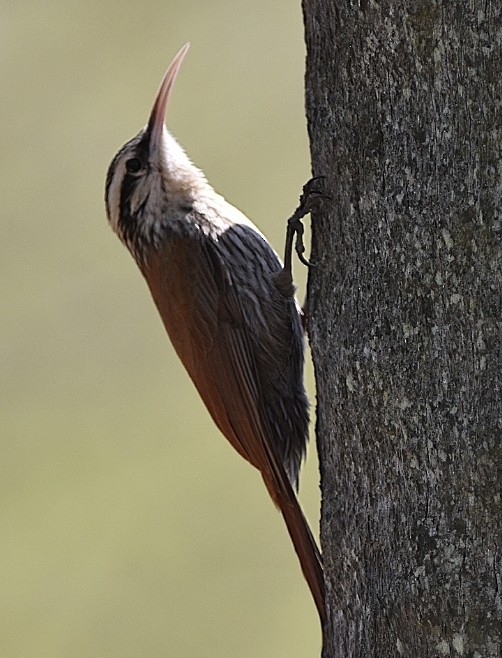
[144,231,268,467]
[145,229,325,622]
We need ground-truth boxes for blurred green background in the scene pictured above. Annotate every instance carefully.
[1,1,321,656]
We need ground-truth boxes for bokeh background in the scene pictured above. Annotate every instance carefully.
[1,1,321,656]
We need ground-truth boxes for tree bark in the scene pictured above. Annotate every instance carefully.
[302,1,501,656]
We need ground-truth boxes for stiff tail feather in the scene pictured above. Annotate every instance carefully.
[280,487,326,624]
[262,471,326,624]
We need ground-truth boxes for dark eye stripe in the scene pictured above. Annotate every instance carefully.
[120,172,140,219]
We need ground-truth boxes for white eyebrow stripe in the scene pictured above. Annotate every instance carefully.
[106,159,127,234]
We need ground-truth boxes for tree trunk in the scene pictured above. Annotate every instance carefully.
[302,1,501,656]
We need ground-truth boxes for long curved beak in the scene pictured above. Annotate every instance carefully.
[147,43,190,153]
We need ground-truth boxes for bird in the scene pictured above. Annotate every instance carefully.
[104,43,325,624]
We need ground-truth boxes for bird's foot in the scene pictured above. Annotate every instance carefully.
[283,176,329,272]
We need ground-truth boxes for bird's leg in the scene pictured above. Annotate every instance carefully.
[274,177,328,298]
[275,177,330,326]
[282,177,327,277]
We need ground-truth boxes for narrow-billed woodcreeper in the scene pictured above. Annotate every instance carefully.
[105,44,325,623]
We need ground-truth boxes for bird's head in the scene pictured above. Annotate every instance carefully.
[105,43,208,262]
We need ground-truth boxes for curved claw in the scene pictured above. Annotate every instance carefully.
[282,176,329,276]
[297,251,315,268]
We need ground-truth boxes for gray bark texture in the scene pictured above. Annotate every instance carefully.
[302,1,501,656]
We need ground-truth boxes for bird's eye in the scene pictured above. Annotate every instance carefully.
[125,157,143,174]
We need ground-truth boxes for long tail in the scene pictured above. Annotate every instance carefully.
[262,470,326,625]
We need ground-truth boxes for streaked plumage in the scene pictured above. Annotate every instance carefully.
[105,44,325,623]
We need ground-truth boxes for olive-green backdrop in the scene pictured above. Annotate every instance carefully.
[1,1,321,655]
